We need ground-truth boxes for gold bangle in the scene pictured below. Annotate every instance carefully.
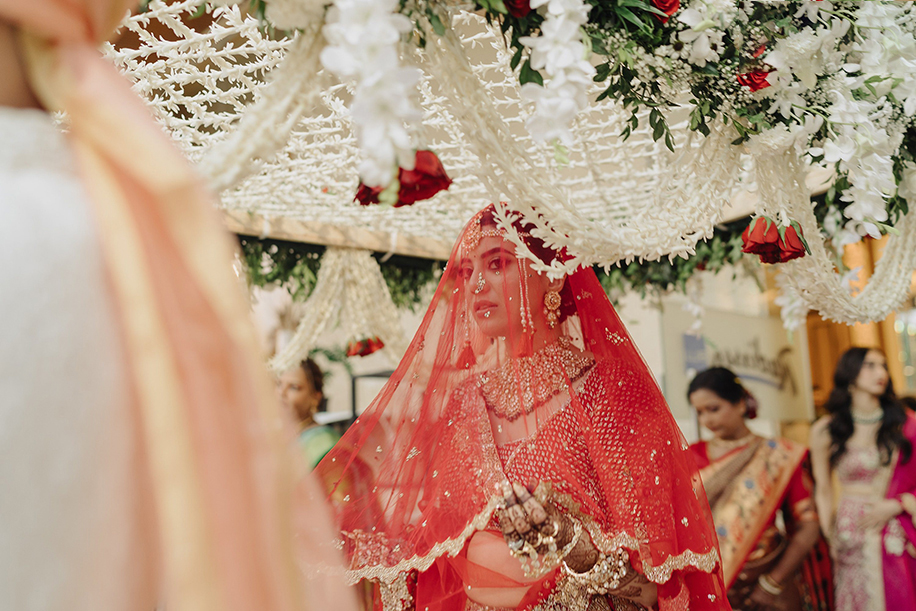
[518,517,582,578]
[562,546,630,595]
[758,573,784,596]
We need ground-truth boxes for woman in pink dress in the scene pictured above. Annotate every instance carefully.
[810,347,916,610]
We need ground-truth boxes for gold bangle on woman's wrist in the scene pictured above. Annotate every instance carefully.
[512,516,583,578]
[757,573,784,596]
[562,546,630,595]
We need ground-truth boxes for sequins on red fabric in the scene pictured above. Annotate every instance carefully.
[321,206,727,611]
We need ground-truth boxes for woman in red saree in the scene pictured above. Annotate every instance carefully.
[687,368,831,610]
[317,205,729,611]
[810,347,916,611]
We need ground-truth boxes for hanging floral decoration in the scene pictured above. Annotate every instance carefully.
[458,0,916,324]
[122,1,916,327]
[346,336,386,357]
[741,216,809,265]
[474,1,915,243]
[262,246,410,372]
[239,236,442,310]
[354,149,453,207]
[319,0,423,189]
[318,0,915,273]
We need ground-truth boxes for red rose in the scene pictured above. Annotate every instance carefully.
[505,0,531,18]
[397,150,452,206]
[651,0,680,23]
[741,217,808,264]
[737,70,772,92]
[354,150,452,208]
[354,183,383,206]
[778,223,807,262]
[346,336,385,358]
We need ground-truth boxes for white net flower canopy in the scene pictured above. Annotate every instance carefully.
[109,1,743,254]
[108,0,916,334]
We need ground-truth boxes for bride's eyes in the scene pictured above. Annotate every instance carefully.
[458,266,473,280]
[489,255,512,271]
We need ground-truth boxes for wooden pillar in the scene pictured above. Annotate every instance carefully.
[843,240,883,347]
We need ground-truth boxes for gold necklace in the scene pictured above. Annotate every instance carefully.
[479,337,594,422]
[708,431,757,452]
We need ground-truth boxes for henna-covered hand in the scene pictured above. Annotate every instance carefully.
[496,482,568,553]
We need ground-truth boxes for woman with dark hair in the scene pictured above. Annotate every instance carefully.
[688,367,831,611]
[810,347,916,610]
[317,205,730,611]
[279,358,340,469]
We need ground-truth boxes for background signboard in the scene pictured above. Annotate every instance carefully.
[661,305,815,442]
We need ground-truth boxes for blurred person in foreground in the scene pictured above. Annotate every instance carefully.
[279,358,340,469]
[0,2,355,610]
[688,367,831,611]
[810,347,916,611]
[316,205,730,611]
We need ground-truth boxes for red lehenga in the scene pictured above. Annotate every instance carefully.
[318,206,728,611]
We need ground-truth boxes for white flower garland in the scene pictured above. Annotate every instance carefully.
[677,0,735,68]
[270,248,407,372]
[320,0,422,187]
[751,132,916,325]
[519,0,596,145]
[427,15,743,279]
[763,2,916,241]
[109,3,916,326]
[200,24,325,191]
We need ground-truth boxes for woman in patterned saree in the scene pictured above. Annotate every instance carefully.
[810,347,916,611]
[687,368,831,611]
[317,205,729,611]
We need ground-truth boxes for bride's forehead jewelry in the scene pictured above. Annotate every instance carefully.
[462,216,530,252]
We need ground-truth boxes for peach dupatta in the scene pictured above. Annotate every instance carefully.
[0,2,354,611]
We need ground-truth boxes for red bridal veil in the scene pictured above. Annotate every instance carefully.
[318,206,727,611]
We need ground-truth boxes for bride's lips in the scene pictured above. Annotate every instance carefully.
[474,301,496,315]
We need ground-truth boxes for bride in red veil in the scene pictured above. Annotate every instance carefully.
[318,206,728,611]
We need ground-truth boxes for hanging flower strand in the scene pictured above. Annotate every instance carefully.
[320,0,422,188]
[518,0,596,146]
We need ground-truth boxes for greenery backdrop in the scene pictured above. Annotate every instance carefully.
[237,215,759,311]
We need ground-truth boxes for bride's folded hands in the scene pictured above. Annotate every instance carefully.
[497,482,658,609]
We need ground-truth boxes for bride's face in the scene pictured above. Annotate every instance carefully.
[459,235,548,339]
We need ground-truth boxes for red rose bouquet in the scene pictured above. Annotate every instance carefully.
[741,216,809,264]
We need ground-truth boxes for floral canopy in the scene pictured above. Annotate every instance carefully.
[110,0,916,364]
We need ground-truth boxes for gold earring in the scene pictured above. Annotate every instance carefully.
[544,289,561,329]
